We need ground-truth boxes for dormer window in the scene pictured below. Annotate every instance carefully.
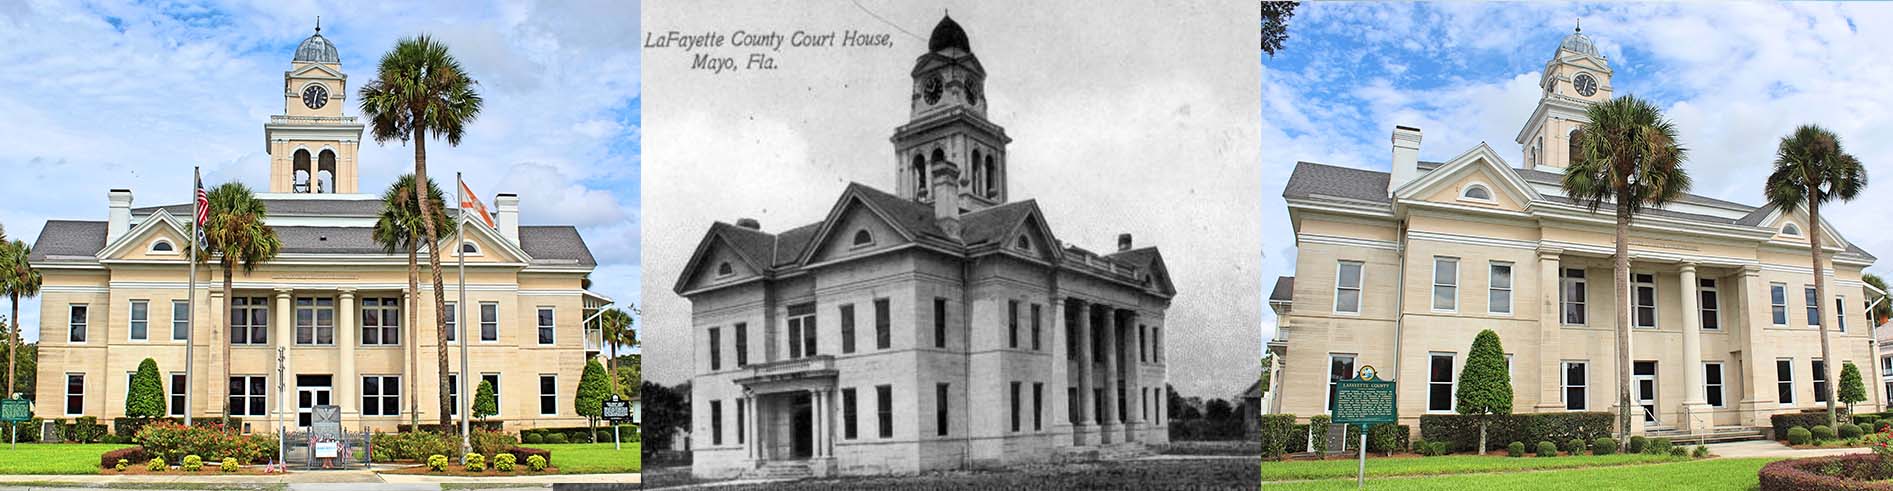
[716,262,734,277]
[460,241,481,256]
[1459,183,1494,202]
[1015,235,1031,251]
[1781,223,1802,236]
[852,229,875,248]
[148,239,176,255]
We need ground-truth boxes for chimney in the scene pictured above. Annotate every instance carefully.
[1389,125,1423,196]
[494,193,520,244]
[107,189,133,244]
[931,157,962,239]
[735,218,761,230]
[1117,233,1133,252]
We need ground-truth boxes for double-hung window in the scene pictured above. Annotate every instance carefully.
[536,307,555,345]
[168,373,187,417]
[874,298,891,350]
[228,376,266,416]
[1633,273,1657,328]
[707,327,721,371]
[1561,268,1586,324]
[1562,361,1587,410]
[538,374,558,416]
[229,298,267,345]
[1431,257,1458,311]
[1031,304,1043,351]
[710,400,723,445]
[1335,261,1363,314]
[1699,279,1720,330]
[1777,358,1796,405]
[295,297,336,345]
[1836,297,1848,333]
[1008,300,1021,348]
[842,388,858,440]
[1813,359,1830,403]
[171,300,190,341]
[1771,283,1789,325]
[362,375,400,417]
[1704,362,1726,408]
[787,303,816,358]
[840,304,856,354]
[934,298,948,348]
[129,300,149,341]
[479,302,499,342]
[876,385,893,438]
[734,323,749,367]
[1806,287,1822,328]
[362,297,401,345]
[1428,353,1456,412]
[68,305,88,343]
[64,373,84,416]
[444,302,458,342]
[1325,354,1356,412]
[1488,262,1513,315]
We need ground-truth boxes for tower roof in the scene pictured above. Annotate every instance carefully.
[294,30,340,64]
[928,15,971,53]
[1559,28,1599,58]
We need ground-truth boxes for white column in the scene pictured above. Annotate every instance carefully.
[273,289,294,428]
[1100,305,1121,444]
[1679,265,1708,432]
[338,289,358,419]
[1536,248,1564,411]
[1074,299,1094,444]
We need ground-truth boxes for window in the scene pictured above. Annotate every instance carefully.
[1699,279,1720,330]
[787,303,816,359]
[1884,356,1893,377]
[1033,382,1044,431]
[737,400,746,444]
[64,373,84,416]
[67,305,87,345]
[936,383,950,436]
[448,373,460,417]
[1154,327,1162,362]
[874,298,891,350]
[1771,283,1789,325]
[1326,354,1356,412]
[842,388,858,439]
[445,302,458,342]
[1777,358,1796,405]
[538,374,557,416]
[231,297,268,345]
[1489,262,1513,314]
[1633,273,1656,328]
[1139,325,1148,362]
[1782,223,1802,236]
[1563,361,1587,410]
[1460,184,1493,201]
[149,239,175,253]
[168,373,186,417]
[228,376,267,416]
[710,400,723,445]
[1813,359,1829,403]
[734,323,749,367]
[362,297,401,345]
[1561,268,1587,324]
[295,297,336,345]
[708,327,721,371]
[1428,353,1456,412]
[840,304,856,354]
[1334,261,1363,314]
[537,307,555,344]
[1837,297,1848,333]
[479,302,499,342]
[1806,287,1822,327]
[876,385,893,438]
[1016,235,1031,251]
[934,298,948,348]
[171,300,189,341]
[1031,304,1043,351]
[1704,362,1726,408]
[362,375,400,417]
[460,241,480,255]
[129,300,148,341]
[716,262,733,277]
[1008,300,1020,348]
[1432,257,1458,311]
[852,229,873,247]
[479,373,501,417]
[1010,381,1022,432]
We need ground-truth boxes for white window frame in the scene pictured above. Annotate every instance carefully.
[1458,183,1496,203]
[361,374,400,417]
[1632,273,1657,328]
[1813,358,1830,404]
[850,229,875,249]
[68,304,88,344]
[1562,361,1587,410]
[1333,260,1363,315]
[1806,286,1822,328]
[539,374,559,416]
[168,372,187,417]
[1427,352,1457,413]
[1325,353,1356,413]
[1704,362,1726,408]
[444,301,458,344]
[1488,261,1513,315]
[128,299,149,342]
[537,306,557,345]
[1699,279,1720,331]
[229,375,267,417]
[479,302,499,343]
[171,300,190,341]
[146,239,179,255]
[1561,267,1586,325]
[480,372,501,418]
[1782,223,1802,236]
[1777,358,1797,407]
[1771,283,1789,325]
[459,240,483,257]
[64,372,84,416]
[1432,257,1459,313]
[1836,297,1848,333]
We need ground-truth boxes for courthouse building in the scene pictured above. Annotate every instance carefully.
[28,27,610,432]
[1268,28,1882,436]
[675,16,1176,478]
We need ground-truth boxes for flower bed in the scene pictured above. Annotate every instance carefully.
[1757,454,1893,490]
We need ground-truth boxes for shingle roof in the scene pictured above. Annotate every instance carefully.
[961,200,1037,246]
[25,221,594,266]
[518,226,597,267]
[134,198,397,217]
[1270,276,1294,302]
[28,221,108,261]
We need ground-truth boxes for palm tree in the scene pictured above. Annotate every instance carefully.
[599,307,637,396]
[0,238,41,398]
[1865,273,1891,327]
[200,182,283,426]
[359,35,484,430]
[1765,124,1868,429]
[1561,95,1691,448]
[371,174,455,428]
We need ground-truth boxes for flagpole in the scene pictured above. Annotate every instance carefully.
[456,172,472,461]
[184,167,198,427]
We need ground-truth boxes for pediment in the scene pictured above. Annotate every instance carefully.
[1762,205,1850,250]
[806,198,913,265]
[290,63,345,79]
[680,235,766,292]
[99,210,190,261]
[1000,211,1060,263]
[434,221,531,264]
[1394,143,1539,209]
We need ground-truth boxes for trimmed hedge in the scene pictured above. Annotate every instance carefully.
[1419,412,1614,453]
[519,425,640,444]
[1506,441,1525,457]
[1534,441,1556,457]
[397,421,506,433]
[509,446,551,466]
[100,446,151,469]
[1788,426,1812,445]
[1284,422,1411,455]
[1813,425,1836,441]
[1771,409,1846,439]
[1840,423,1864,440]
[1758,454,1893,490]
[1259,414,1296,458]
[113,417,244,438]
[1592,437,1616,455]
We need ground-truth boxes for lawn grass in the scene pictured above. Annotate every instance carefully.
[519,443,639,474]
[666,458,1253,490]
[1259,457,1772,490]
[0,443,132,474]
[1261,453,1687,481]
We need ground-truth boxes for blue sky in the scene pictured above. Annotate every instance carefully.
[1262,3,1893,341]
[0,0,640,345]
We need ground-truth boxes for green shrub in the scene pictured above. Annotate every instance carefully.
[181,455,202,472]
[1692,445,1710,458]
[1813,425,1836,441]
[1628,436,1648,454]
[1645,438,1672,455]
[146,457,166,472]
[73,416,107,443]
[369,431,461,462]
[1840,423,1864,440]
[523,433,545,444]
[1309,415,1332,454]
[1259,414,1298,458]
[545,433,569,444]
[1506,441,1525,457]
[1592,437,1616,455]
[465,453,487,472]
[134,422,275,464]
[1668,446,1686,457]
[1419,412,1614,453]
[1788,426,1813,445]
[220,457,238,472]
[1341,423,1411,456]
[427,454,448,472]
[1565,438,1587,455]
[493,453,516,472]
[114,459,127,472]
[1771,410,1845,438]
[1427,441,1448,456]
[526,454,547,472]
[470,430,519,458]
[1535,441,1557,457]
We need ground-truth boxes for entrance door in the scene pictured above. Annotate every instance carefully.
[1634,361,1657,424]
[790,393,812,459]
[296,374,333,428]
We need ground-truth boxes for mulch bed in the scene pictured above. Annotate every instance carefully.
[379,464,563,476]
[99,466,277,475]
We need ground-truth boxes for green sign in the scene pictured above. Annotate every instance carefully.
[1332,373,1397,425]
[0,399,29,423]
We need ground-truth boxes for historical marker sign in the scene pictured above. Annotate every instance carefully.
[602,397,632,423]
[0,399,30,423]
[1331,367,1397,425]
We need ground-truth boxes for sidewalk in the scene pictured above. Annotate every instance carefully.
[0,469,639,489]
[1703,439,1872,458]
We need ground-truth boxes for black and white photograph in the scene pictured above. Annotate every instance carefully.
[636,0,1261,488]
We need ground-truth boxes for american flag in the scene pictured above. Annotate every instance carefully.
[193,175,209,226]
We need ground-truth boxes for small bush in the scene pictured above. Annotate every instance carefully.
[114,459,127,472]
[1646,438,1673,455]
[465,453,487,472]
[146,457,166,472]
[470,430,519,458]
[1565,438,1587,455]
[1629,436,1648,454]
[494,453,516,472]
[508,446,551,466]
[100,447,151,469]
[1506,441,1525,457]
[181,455,203,472]
[1669,446,1686,457]
[1788,426,1813,445]
[1840,423,1864,440]
[545,432,569,444]
[427,454,449,472]
[1411,437,1429,454]
[1813,425,1836,441]
[1693,445,1710,458]
[220,457,238,472]
[526,454,548,472]
[1592,437,1617,455]
[1535,441,1557,457]
[523,433,544,444]
[1428,441,1448,456]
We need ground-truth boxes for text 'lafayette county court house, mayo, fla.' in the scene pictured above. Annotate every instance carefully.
[27,27,611,433]
[674,16,1177,479]
[1267,27,1883,439]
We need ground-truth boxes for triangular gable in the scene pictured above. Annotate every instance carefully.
[1759,205,1852,250]
[797,185,924,266]
[1119,248,1176,296]
[997,207,1060,264]
[1393,143,1540,206]
[805,198,914,265]
[290,63,345,79]
[434,219,532,264]
[98,209,190,260]
[1558,54,1611,74]
[673,223,773,294]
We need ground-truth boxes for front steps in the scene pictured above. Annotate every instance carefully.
[1645,426,1768,445]
[744,461,815,480]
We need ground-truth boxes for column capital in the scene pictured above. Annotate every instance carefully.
[1536,247,1564,259]
[1742,264,1763,277]
[273,288,293,298]
[338,287,357,297]
[1679,263,1698,274]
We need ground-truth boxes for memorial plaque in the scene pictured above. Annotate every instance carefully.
[314,440,339,459]
[602,397,632,423]
[311,405,342,440]
[0,399,30,423]
[1332,378,1397,425]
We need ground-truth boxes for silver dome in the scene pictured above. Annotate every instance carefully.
[1559,30,1599,58]
[294,32,340,64]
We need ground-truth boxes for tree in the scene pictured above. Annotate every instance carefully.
[371,174,455,428]
[126,358,165,418]
[614,354,640,400]
[1840,361,1867,418]
[1455,330,1513,455]
[1259,2,1299,57]
[639,381,689,457]
[360,35,484,431]
[1260,353,1275,397]
[1765,124,1868,429]
[200,182,282,426]
[1865,273,1891,327]
[1562,95,1691,447]
[473,379,498,421]
[575,358,611,441]
[0,238,40,398]
[1205,398,1235,421]
[599,307,637,396]
[0,342,36,402]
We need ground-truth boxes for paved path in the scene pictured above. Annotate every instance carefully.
[1703,439,1872,458]
[0,470,638,490]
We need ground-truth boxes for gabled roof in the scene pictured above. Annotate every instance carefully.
[1282,162,1392,203]
[28,221,108,261]
[1270,276,1294,303]
[27,221,594,266]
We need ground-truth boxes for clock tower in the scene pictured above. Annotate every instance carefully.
[1515,24,1612,171]
[264,22,365,194]
[892,15,1013,211]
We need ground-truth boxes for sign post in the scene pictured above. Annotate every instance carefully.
[1331,366,1396,490]
[0,398,29,450]
[602,395,632,451]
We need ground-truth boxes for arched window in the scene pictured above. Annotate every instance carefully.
[293,149,313,193]
[1460,184,1493,201]
[148,240,176,254]
[1015,235,1031,251]
[912,153,929,200]
[985,155,998,198]
[460,241,481,256]
[317,150,338,194]
[716,262,734,277]
[852,229,874,247]
[1781,223,1802,236]
[971,149,983,195]
[1567,127,1583,166]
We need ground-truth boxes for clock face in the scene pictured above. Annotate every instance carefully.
[923,76,944,105]
[1573,74,1598,97]
[302,84,330,110]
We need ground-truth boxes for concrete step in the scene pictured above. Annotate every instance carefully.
[1645,430,1767,445]
[745,462,814,480]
